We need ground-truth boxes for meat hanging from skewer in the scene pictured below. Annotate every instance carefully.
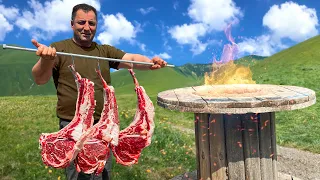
[39,64,96,168]
[111,69,155,166]
[74,68,120,174]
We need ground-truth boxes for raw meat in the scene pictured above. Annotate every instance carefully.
[74,69,120,174]
[39,64,96,168]
[111,69,155,166]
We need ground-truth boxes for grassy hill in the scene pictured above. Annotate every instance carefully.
[172,55,266,80]
[0,46,56,96]
[0,45,201,96]
[110,67,202,95]
[250,36,320,89]
[249,35,320,151]
[1,35,320,152]
[0,44,265,96]
[1,36,320,179]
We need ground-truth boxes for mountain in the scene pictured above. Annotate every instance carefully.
[0,43,266,96]
[0,44,204,96]
[250,35,320,90]
[0,45,56,96]
[110,67,201,95]
[1,34,320,96]
[174,55,267,79]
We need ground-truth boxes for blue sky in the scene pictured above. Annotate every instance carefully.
[1,0,319,66]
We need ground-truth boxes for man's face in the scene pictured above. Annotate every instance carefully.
[72,9,97,44]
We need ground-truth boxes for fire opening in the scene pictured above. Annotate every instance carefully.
[204,24,256,85]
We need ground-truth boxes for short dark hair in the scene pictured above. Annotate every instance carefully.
[71,3,97,21]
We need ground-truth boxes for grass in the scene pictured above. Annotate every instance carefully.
[1,36,320,179]
[275,107,319,152]
[1,87,319,179]
[111,67,202,95]
[249,35,320,153]
[0,94,195,180]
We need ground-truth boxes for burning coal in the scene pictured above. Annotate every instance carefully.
[204,24,256,85]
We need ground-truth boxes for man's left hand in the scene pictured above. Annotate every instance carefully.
[150,57,167,70]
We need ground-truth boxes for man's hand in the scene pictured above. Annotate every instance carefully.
[119,54,168,70]
[150,57,167,70]
[31,39,57,61]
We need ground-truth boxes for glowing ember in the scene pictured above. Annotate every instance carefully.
[194,84,267,97]
[204,24,255,85]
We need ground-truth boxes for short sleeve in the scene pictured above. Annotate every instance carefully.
[103,45,126,69]
[50,42,60,70]
[50,42,60,88]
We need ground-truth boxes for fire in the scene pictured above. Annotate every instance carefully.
[204,24,255,85]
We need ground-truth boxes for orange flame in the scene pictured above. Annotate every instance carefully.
[204,24,255,85]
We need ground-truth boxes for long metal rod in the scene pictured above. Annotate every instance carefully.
[2,44,175,67]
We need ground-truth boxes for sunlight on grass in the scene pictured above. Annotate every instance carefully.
[1,34,320,179]
[0,95,196,179]
[0,80,319,179]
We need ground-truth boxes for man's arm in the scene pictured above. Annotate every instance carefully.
[118,53,167,70]
[31,39,57,85]
[32,57,57,85]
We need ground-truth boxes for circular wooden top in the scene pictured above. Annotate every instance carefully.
[157,84,316,114]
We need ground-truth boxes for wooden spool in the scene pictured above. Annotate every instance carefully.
[157,84,316,180]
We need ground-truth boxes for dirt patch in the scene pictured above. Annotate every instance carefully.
[277,146,320,180]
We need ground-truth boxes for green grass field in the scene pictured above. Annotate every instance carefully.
[0,86,319,179]
[249,35,320,152]
[1,35,320,179]
[0,94,196,180]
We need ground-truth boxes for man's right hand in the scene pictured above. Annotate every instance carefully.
[31,39,57,61]
[31,39,57,85]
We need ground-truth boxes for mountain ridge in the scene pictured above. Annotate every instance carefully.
[1,34,320,96]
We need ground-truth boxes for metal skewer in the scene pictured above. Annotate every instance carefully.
[2,44,175,67]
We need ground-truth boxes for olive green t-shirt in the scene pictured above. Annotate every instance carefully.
[51,39,126,121]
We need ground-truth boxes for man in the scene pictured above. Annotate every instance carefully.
[31,3,167,180]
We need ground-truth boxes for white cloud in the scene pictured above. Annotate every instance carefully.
[237,34,290,57]
[169,0,242,55]
[97,13,140,45]
[237,35,280,56]
[0,4,19,20]
[238,2,318,57]
[173,2,179,10]
[169,23,208,55]
[263,1,318,42]
[15,0,101,40]
[164,40,172,51]
[138,7,156,15]
[8,0,143,49]
[156,22,172,51]
[0,14,14,41]
[188,0,242,31]
[138,43,146,51]
[155,52,172,59]
[0,4,19,41]
[169,23,207,44]
[191,42,208,55]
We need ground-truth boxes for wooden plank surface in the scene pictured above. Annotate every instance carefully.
[193,112,279,180]
[282,85,316,97]
[225,114,246,179]
[272,86,309,105]
[270,112,278,180]
[174,87,207,108]
[194,113,211,180]
[157,89,179,105]
[259,113,274,180]
[242,113,262,180]
[208,114,227,179]
[194,114,200,180]
[157,84,316,114]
